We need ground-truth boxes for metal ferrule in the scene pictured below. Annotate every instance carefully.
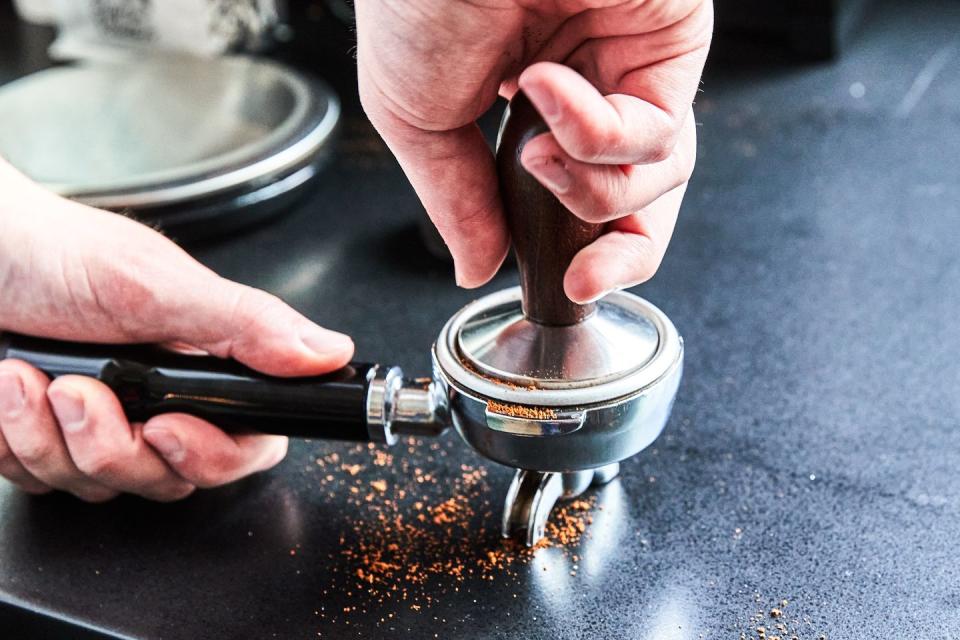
[365,365,403,445]
[365,366,448,445]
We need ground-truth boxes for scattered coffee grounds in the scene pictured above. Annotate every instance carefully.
[738,596,826,640]
[308,439,595,628]
[486,399,558,420]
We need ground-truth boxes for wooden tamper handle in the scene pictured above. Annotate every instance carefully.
[496,92,604,326]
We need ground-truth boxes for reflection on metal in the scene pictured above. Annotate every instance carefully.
[484,408,585,437]
[501,463,620,547]
[365,366,448,445]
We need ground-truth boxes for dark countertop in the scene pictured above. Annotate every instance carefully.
[2,1,960,638]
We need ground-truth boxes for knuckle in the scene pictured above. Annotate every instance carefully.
[594,123,635,163]
[647,138,674,163]
[235,286,285,327]
[74,451,121,479]
[636,260,660,284]
[599,127,625,157]
[577,267,608,301]
[595,181,623,218]
[577,175,626,223]
[12,438,56,467]
[207,285,286,359]
[74,251,159,334]
[573,128,613,163]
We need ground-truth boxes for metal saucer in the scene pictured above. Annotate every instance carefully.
[0,55,339,239]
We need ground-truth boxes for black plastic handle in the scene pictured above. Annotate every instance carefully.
[0,333,375,440]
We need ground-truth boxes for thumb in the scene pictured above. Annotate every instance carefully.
[169,280,355,377]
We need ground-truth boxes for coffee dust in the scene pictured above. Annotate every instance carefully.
[308,439,595,627]
[738,596,826,640]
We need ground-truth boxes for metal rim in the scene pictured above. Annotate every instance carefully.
[0,56,340,209]
[433,287,683,407]
[77,65,339,208]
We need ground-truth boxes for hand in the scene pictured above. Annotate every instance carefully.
[356,0,712,301]
[0,161,354,501]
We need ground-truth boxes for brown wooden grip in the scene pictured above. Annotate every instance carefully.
[496,91,603,326]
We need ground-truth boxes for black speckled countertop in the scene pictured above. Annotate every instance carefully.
[2,1,960,638]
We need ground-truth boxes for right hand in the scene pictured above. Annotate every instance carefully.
[0,160,354,502]
[356,0,713,302]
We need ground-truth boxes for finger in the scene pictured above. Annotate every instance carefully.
[519,62,689,165]
[520,109,695,223]
[564,183,687,303]
[49,376,195,502]
[0,427,51,495]
[143,414,287,489]
[0,361,115,501]
[358,80,510,288]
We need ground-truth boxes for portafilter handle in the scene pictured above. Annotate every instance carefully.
[496,91,604,326]
[0,333,447,445]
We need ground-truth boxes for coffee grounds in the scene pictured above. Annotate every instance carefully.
[486,399,558,420]
[738,596,826,640]
[309,439,595,628]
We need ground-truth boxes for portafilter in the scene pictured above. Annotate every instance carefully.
[0,93,683,546]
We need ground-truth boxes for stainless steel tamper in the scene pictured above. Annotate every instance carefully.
[0,93,682,546]
[432,93,683,544]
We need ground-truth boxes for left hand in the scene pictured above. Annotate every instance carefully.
[0,160,354,502]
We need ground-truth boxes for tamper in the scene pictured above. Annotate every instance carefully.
[432,93,683,544]
[0,93,682,546]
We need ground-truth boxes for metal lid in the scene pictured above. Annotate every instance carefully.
[434,287,682,407]
[0,55,339,209]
